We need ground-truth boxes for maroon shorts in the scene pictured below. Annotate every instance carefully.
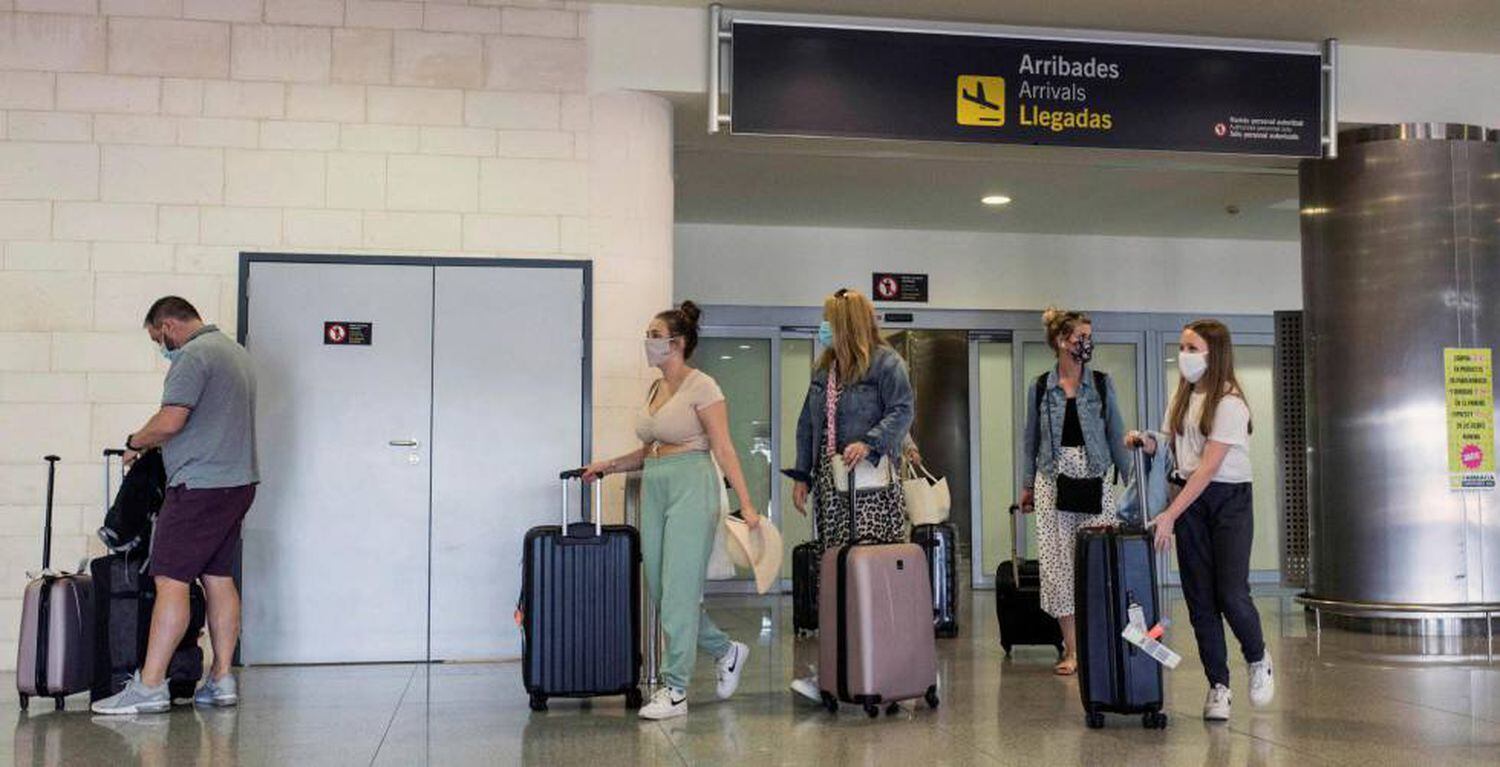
[149,484,256,583]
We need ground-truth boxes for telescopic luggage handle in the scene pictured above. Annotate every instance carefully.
[41,455,59,569]
[1132,446,1151,530]
[1008,504,1023,585]
[559,468,604,536]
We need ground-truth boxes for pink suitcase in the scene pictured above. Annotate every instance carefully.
[816,486,939,717]
[16,456,94,711]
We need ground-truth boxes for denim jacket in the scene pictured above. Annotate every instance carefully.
[790,346,914,483]
[1020,365,1132,487]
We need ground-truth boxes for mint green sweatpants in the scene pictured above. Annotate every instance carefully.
[641,452,734,691]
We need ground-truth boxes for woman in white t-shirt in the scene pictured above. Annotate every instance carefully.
[1127,319,1274,723]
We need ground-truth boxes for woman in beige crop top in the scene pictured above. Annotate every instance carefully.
[581,302,760,721]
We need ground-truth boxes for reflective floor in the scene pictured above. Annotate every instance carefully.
[7,587,1500,766]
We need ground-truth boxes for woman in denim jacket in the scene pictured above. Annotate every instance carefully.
[786,288,914,702]
[1020,308,1132,675]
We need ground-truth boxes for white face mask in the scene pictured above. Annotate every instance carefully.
[1178,351,1208,383]
[644,337,675,368]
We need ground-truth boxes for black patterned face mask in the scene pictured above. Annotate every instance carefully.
[1070,335,1095,365]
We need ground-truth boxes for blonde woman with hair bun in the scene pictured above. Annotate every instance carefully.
[1020,307,1132,676]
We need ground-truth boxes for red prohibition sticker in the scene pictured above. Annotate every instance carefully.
[1214,123,1228,137]
[326,323,348,343]
[1462,444,1485,470]
[877,276,899,299]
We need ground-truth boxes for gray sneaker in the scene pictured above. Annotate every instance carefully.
[91,672,171,715]
[194,673,239,708]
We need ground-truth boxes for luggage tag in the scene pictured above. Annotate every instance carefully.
[1122,602,1182,669]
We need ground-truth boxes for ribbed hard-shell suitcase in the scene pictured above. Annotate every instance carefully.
[817,483,939,717]
[792,537,820,636]
[1076,449,1168,730]
[520,470,642,712]
[911,522,959,638]
[16,456,94,711]
[91,448,206,704]
[995,504,1064,657]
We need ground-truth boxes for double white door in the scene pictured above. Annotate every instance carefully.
[241,259,586,663]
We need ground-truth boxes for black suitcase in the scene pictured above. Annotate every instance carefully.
[520,470,642,712]
[792,538,820,636]
[911,522,958,638]
[1075,449,1168,730]
[995,505,1063,657]
[90,450,206,704]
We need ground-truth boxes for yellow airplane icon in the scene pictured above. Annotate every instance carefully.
[956,75,1005,126]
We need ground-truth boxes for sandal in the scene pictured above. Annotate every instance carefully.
[1054,656,1078,676]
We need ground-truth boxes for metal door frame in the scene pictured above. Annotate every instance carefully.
[236,252,593,663]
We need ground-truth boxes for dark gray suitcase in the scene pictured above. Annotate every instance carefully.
[520,470,642,711]
[16,456,94,711]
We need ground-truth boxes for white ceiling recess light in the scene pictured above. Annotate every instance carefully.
[981,194,1013,207]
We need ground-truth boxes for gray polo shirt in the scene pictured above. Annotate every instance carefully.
[160,325,259,489]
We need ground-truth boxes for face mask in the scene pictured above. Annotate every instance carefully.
[1179,351,1208,383]
[1070,336,1095,365]
[817,321,834,348]
[644,337,674,367]
[158,335,182,363]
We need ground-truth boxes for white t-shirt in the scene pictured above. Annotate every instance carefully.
[1170,391,1253,484]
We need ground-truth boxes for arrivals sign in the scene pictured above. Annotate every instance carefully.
[1444,348,1495,490]
[727,21,1327,156]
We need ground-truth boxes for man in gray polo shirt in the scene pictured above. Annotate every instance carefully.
[94,296,258,715]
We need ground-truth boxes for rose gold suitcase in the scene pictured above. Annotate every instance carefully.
[816,485,939,716]
[16,456,94,711]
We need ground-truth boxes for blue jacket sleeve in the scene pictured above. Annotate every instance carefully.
[1104,374,1133,478]
[1020,381,1039,489]
[862,353,914,463]
[791,385,815,484]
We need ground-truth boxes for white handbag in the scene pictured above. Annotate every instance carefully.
[830,453,894,493]
[705,459,737,580]
[903,461,951,526]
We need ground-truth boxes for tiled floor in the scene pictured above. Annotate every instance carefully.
[6,587,1500,765]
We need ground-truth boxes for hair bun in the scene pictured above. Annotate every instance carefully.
[678,300,702,328]
[1041,306,1063,326]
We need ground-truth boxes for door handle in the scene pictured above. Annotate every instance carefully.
[388,440,420,448]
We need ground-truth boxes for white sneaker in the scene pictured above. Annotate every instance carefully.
[789,675,821,703]
[715,642,749,700]
[639,687,688,720]
[1203,684,1232,721]
[1248,651,1275,707]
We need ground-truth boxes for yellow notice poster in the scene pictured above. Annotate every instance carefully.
[1445,348,1496,490]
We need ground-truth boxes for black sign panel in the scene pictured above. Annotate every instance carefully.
[872,272,929,303]
[324,321,372,346]
[731,23,1324,156]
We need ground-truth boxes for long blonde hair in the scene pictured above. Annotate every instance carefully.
[1167,319,1252,438]
[816,288,887,383]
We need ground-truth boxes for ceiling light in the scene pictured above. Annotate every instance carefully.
[981,194,1012,206]
[720,355,734,360]
[738,345,752,350]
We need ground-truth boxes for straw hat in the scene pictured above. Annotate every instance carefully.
[722,515,784,594]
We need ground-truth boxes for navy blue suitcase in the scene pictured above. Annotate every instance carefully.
[520,470,642,711]
[911,522,959,638]
[1075,450,1167,730]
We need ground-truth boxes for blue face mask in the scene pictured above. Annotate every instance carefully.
[159,341,182,363]
[817,321,834,348]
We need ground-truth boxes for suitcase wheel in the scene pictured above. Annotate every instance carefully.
[1001,642,1012,657]
[819,691,838,713]
[18,693,28,711]
[625,688,644,710]
[924,686,940,710]
[528,693,548,712]
[1143,711,1168,729]
[863,704,879,719]
[885,702,901,717]
[1086,711,1106,730]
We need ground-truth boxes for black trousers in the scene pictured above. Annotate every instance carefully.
[1173,481,1265,687]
